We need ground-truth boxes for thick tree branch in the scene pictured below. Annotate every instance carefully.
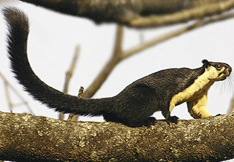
[0,111,233,161]
[19,0,234,27]
[130,0,234,27]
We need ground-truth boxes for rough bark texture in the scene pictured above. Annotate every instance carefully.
[19,0,232,27]
[0,111,233,161]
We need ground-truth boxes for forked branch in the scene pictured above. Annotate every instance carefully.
[0,72,34,114]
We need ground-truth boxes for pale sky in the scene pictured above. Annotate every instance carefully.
[0,0,234,123]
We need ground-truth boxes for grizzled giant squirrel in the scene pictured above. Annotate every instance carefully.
[3,8,232,127]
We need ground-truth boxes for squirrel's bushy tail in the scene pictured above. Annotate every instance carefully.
[3,8,112,116]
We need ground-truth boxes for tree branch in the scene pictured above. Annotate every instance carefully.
[82,12,234,98]
[19,0,234,27]
[123,11,234,58]
[63,45,80,95]
[0,111,233,161]
[0,72,34,114]
[228,96,234,114]
[59,45,80,120]
[83,25,124,98]
[130,0,234,28]
[67,86,84,121]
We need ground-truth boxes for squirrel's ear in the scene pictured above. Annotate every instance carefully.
[202,59,210,68]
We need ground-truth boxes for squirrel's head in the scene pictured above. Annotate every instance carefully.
[202,59,232,81]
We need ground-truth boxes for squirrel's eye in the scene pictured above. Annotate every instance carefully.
[215,64,222,70]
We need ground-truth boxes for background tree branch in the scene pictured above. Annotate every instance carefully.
[19,0,234,27]
[0,111,233,161]
[59,45,80,120]
[83,12,234,99]
[0,72,34,114]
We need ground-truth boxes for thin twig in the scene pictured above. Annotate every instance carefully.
[63,45,80,94]
[78,86,84,98]
[83,25,124,98]
[4,81,13,113]
[124,12,234,59]
[228,95,234,114]
[67,86,84,121]
[113,25,124,58]
[139,31,144,44]
[0,72,34,114]
[59,45,80,120]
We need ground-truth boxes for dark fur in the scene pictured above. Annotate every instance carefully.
[3,8,231,127]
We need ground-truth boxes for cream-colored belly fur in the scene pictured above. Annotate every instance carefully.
[169,66,222,118]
